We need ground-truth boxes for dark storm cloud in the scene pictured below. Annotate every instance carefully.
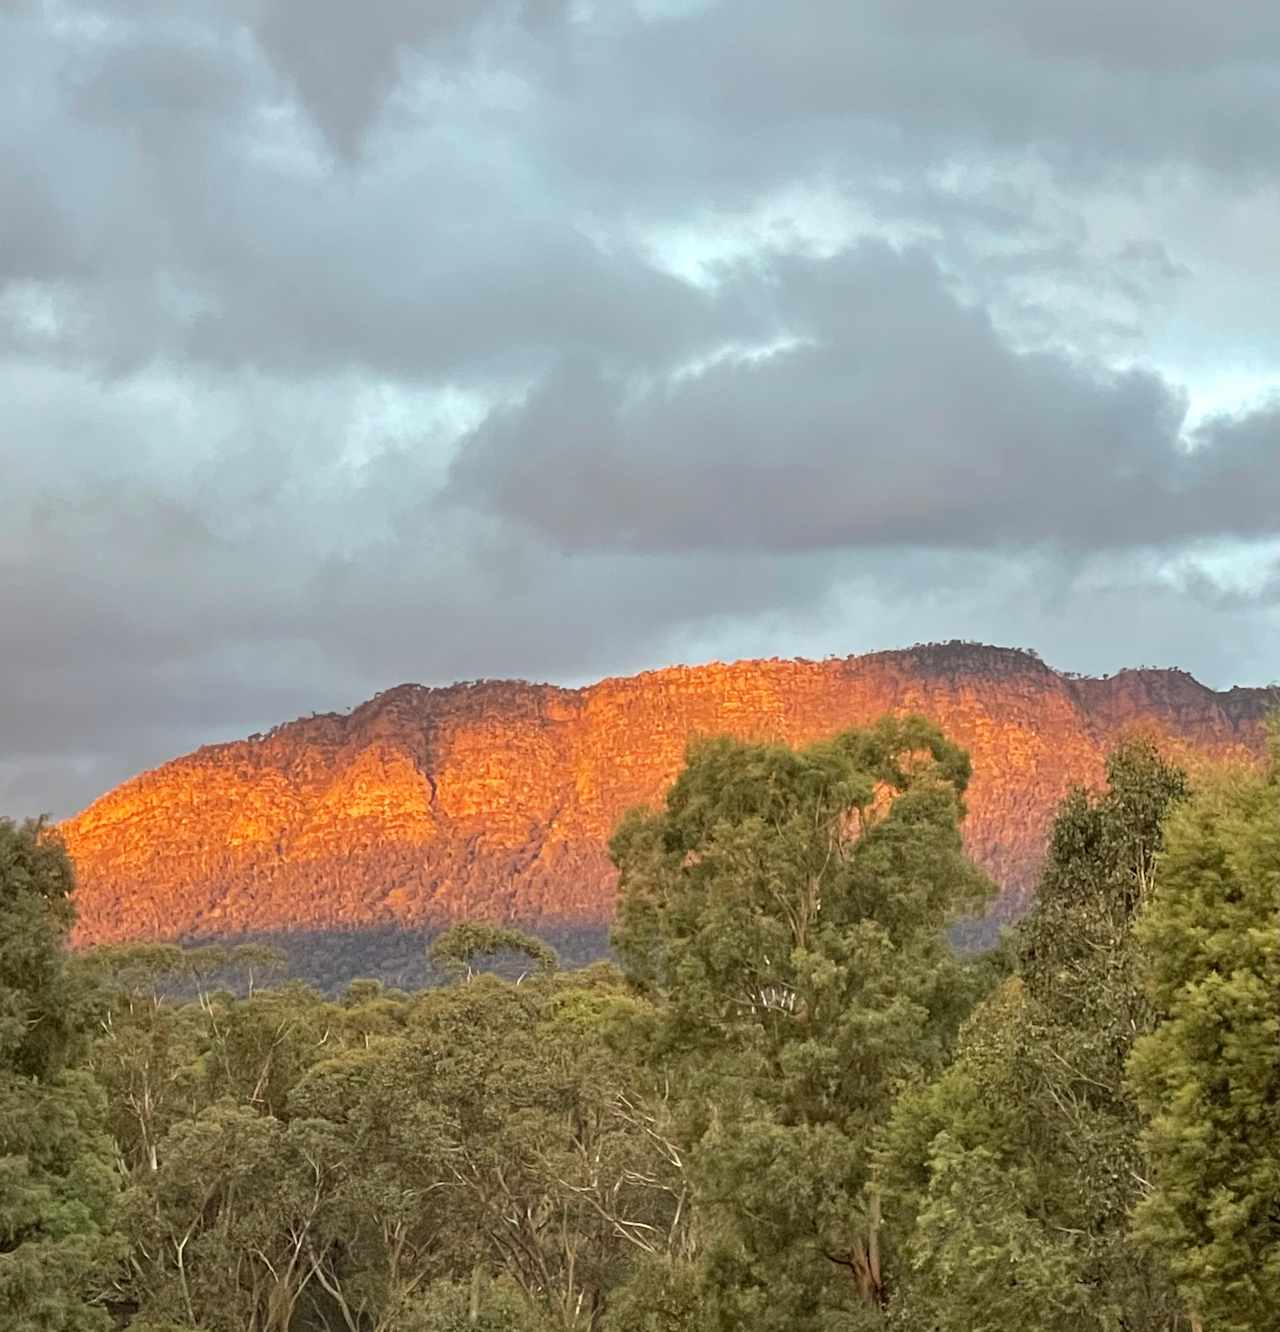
[447,243,1278,553]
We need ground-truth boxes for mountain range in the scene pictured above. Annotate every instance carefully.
[61,643,1275,974]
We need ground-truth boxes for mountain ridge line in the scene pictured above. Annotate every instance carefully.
[60,641,1277,948]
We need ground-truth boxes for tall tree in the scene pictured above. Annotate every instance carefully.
[405,971,689,1331]
[74,944,210,1176]
[124,1101,344,1332]
[885,737,1189,1330]
[0,819,121,1331]
[1129,732,1280,1332]
[428,924,558,983]
[611,718,993,1329]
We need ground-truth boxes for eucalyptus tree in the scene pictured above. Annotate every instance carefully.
[1129,732,1280,1332]
[611,718,994,1329]
[73,944,210,1175]
[124,1101,346,1332]
[428,923,558,982]
[0,819,122,1331]
[404,970,690,1331]
[885,737,1190,1330]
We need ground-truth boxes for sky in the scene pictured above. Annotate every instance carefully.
[3,0,1279,819]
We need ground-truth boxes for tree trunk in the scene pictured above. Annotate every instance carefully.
[867,1179,881,1296]
[849,1182,886,1307]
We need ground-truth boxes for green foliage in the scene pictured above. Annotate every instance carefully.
[124,1099,363,1332]
[394,973,690,1328]
[0,817,81,1078]
[428,922,559,981]
[884,738,1190,1330]
[601,1256,705,1332]
[1129,742,1280,1331]
[611,717,995,1328]
[0,819,122,1332]
[897,1132,1093,1332]
[19,717,1280,1332]
[68,925,680,1331]
[396,1276,555,1331]
[1020,738,1189,1033]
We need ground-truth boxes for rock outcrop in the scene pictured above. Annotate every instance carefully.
[62,644,1275,946]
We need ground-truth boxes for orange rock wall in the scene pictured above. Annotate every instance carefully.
[62,645,1276,945]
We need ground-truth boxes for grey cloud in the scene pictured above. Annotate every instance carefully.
[603,1,1280,181]
[0,758,136,828]
[1183,406,1280,545]
[178,223,742,382]
[68,31,249,133]
[0,154,74,284]
[873,0,1280,74]
[3,0,1279,824]
[1,361,848,815]
[63,0,574,158]
[4,379,1275,820]
[7,0,1273,390]
[453,0,1280,258]
[235,0,573,158]
[447,242,1278,553]
[1,7,739,382]
[1170,561,1280,612]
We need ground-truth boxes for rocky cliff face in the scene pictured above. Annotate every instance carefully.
[62,644,1275,947]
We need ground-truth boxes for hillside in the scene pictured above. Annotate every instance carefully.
[62,644,1275,950]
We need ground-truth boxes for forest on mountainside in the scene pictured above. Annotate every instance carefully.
[62,645,1278,956]
[4,715,1278,1331]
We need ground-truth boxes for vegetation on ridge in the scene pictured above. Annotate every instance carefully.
[59,647,1277,954]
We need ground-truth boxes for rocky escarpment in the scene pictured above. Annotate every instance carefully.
[61,644,1276,946]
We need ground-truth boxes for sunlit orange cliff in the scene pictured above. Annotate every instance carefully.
[62,644,1275,947]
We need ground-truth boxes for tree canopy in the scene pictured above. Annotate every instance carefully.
[0,819,121,1332]
[6,716,1280,1330]
[611,717,994,1327]
[1129,733,1280,1331]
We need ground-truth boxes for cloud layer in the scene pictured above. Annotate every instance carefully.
[2,0,1278,817]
